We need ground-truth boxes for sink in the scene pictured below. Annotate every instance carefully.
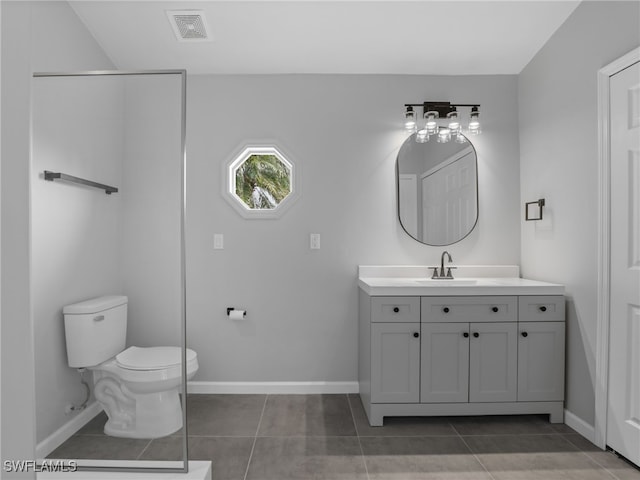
[411,279,478,286]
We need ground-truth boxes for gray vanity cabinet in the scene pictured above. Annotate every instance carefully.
[421,296,519,404]
[371,323,420,403]
[517,296,566,402]
[359,291,566,427]
[420,322,469,402]
[369,296,421,403]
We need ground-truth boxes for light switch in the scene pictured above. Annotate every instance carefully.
[310,233,321,250]
[214,234,224,249]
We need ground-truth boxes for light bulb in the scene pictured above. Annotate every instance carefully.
[416,129,429,143]
[447,110,460,131]
[404,107,417,134]
[468,107,481,135]
[455,132,467,144]
[437,127,451,143]
[425,111,438,135]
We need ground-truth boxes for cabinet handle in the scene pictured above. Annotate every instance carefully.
[393,307,400,313]
[539,306,547,312]
[521,331,528,337]
[463,332,469,338]
[413,332,420,338]
[492,306,499,313]
[443,307,450,313]
[473,332,479,338]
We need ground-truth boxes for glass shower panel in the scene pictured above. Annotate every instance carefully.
[31,71,187,473]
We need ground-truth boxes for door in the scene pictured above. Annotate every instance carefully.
[517,322,565,401]
[422,149,476,245]
[469,322,517,402]
[371,323,421,403]
[607,59,640,466]
[398,174,418,238]
[421,322,469,403]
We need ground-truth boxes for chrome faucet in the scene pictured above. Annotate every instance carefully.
[440,251,452,277]
[430,251,456,279]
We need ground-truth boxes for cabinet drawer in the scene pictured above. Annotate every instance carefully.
[422,296,517,322]
[371,297,420,323]
[519,296,565,322]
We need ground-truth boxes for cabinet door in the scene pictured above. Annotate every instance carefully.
[518,321,565,401]
[371,323,421,403]
[469,322,517,402]
[421,323,469,403]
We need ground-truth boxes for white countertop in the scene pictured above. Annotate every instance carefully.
[358,266,564,296]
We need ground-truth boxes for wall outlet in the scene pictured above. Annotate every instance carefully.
[214,233,224,249]
[310,233,321,249]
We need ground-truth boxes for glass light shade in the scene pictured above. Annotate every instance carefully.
[455,132,467,143]
[436,127,451,143]
[415,129,429,143]
[404,107,417,133]
[425,111,438,135]
[468,109,481,135]
[447,111,460,131]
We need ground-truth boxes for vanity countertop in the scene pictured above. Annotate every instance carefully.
[358,265,564,296]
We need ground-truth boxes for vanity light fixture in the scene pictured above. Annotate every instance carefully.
[403,101,481,143]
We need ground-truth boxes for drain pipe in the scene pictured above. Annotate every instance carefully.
[65,368,90,414]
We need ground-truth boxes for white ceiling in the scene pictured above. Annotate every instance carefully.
[69,1,581,75]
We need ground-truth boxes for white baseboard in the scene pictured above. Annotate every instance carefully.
[564,409,596,444]
[36,402,103,459]
[187,381,359,395]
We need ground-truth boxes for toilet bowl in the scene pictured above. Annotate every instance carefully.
[91,346,198,438]
[63,296,199,439]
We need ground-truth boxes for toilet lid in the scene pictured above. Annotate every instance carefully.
[116,346,197,370]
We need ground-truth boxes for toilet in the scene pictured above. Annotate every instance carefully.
[63,295,198,439]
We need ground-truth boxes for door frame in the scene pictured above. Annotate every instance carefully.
[595,46,640,449]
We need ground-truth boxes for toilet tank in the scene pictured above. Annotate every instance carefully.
[63,295,128,368]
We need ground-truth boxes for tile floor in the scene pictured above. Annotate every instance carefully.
[48,394,640,480]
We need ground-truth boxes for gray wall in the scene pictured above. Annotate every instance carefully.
[186,74,521,383]
[32,75,125,444]
[518,1,640,426]
[122,75,183,350]
[1,0,115,472]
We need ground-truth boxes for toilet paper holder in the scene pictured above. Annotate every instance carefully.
[227,307,247,317]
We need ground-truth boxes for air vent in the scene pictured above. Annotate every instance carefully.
[167,10,211,42]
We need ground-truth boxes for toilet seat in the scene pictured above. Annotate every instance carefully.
[116,346,197,371]
[92,347,199,393]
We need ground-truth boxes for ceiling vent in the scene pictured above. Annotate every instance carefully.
[167,10,211,42]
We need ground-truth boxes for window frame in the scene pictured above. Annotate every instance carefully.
[222,143,300,219]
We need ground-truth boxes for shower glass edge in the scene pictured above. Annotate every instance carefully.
[31,69,189,475]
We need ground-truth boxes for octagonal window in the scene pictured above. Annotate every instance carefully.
[224,144,299,219]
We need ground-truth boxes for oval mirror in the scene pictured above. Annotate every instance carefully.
[397,133,478,245]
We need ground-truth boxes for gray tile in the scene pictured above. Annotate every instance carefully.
[47,435,150,460]
[561,434,603,452]
[348,394,458,437]
[140,436,254,480]
[463,434,580,454]
[246,436,367,480]
[360,436,492,480]
[563,436,640,480]
[550,423,579,435]
[258,394,356,436]
[464,435,613,480]
[75,411,108,435]
[452,415,559,435]
[185,394,266,436]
